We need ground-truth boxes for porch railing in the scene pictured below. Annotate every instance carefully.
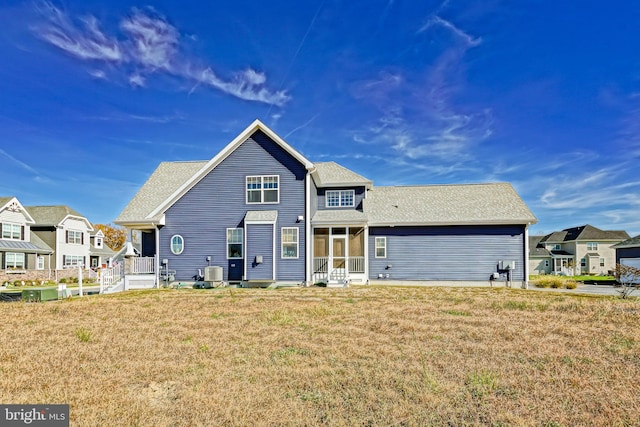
[100,263,122,293]
[313,256,365,274]
[130,257,155,274]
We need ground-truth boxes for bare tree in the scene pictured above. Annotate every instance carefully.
[613,263,640,299]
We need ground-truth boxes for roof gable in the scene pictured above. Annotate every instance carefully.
[613,234,640,249]
[0,196,35,224]
[139,120,314,222]
[542,224,630,242]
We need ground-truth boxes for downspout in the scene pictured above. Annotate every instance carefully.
[523,224,530,289]
[305,172,312,286]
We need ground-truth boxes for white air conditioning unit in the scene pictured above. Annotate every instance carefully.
[204,266,223,282]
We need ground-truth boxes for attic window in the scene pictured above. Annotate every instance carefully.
[326,190,354,207]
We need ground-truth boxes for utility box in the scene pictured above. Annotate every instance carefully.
[499,260,516,271]
[22,288,59,302]
[204,266,223,282]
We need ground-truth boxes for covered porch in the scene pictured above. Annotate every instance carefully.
[312,226,367,286]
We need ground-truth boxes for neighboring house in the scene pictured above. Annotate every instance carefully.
[27,205,93,270]
[115,120,537,288]
[89,230,116,269]
[0,197,53,273]
[613,235,640,271]
[529,225,630,276]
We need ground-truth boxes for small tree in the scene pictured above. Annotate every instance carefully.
[613,263,640,299]
[94,223,127,251]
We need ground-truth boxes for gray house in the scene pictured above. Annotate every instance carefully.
[115,120,537,288]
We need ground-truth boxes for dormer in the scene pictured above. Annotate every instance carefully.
[92,230,105,249]
[311,162,373,211]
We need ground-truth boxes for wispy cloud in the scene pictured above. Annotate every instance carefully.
[351,9,490,167]
[0,149,40,175]
[34,2,288,106]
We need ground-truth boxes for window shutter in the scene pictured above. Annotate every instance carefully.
[62,255,66,266]
[21,226,24,241]
[66,230,69,243]
[83,256,86,268]
[81,232,84,245]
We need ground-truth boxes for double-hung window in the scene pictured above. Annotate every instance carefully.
[63,255,84,268]
[5,252,25,269]
[246,175,279,204]
[2,223,22,240]
[326,190,355,207]
[281,227,299,258]
[587,242,598,251]
[67,230,83,245]
[227,228,243,259]
[375,237,387,258]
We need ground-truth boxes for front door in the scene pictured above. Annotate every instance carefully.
[330,235,347,282]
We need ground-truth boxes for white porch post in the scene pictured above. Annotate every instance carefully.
[364,225,369,285]
[523,224,530,289]
[155,226,160,288]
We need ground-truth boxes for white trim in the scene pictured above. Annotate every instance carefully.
[155,226,160,288]
[364,225,369,280]
[0,197,35,224]
[227,228,243,260]
[60,215,94,231]
[325,189,355,208]
[246,175,280,204]
[170,234,184,255]
[524,225,530,288]
[374,236,387,258]
[272,223,276,280]
[148,119,315,219]
[281,227,299,259]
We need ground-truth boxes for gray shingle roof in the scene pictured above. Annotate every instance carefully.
[312,162,372,188]
[26,205,85,226]
[613,234,640,249]
[541,224,630,243]
[529,235,550,257]
[0,197,14,207]
[245,210,278,223]
[365,183,537,226]
[311,209,368,224]
[115,161,208,223]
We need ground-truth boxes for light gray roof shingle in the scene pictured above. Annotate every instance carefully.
[26,205,85,226]
[245,210,278,223]
[312,162,372,188]
[529,235,551,257]
[365,183,537,226]
[0,197,14,207]
[613,234,640,249]
[311,209,368,224]
[115,161,208,223]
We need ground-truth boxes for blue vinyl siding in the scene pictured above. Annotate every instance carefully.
[317,187,366,211]
[369,225,526,281]
[246,224,274,280]
[617,247,640,263]
[160,130,307,282]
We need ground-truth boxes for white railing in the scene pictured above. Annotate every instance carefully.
[100,263,122,293]
[314,256,365,274]
[131,257,155,274]
[349,257,365,273]
[314,257,328,273]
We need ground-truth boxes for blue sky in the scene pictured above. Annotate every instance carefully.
[1,1,639,236]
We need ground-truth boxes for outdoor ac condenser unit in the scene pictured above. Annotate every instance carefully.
[204,266,223,282]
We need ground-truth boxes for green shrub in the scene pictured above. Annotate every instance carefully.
[59,278,67,284]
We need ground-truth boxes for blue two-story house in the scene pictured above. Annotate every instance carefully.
[115,120,537,288]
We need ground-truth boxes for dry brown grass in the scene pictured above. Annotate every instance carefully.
[1,286,639,426]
